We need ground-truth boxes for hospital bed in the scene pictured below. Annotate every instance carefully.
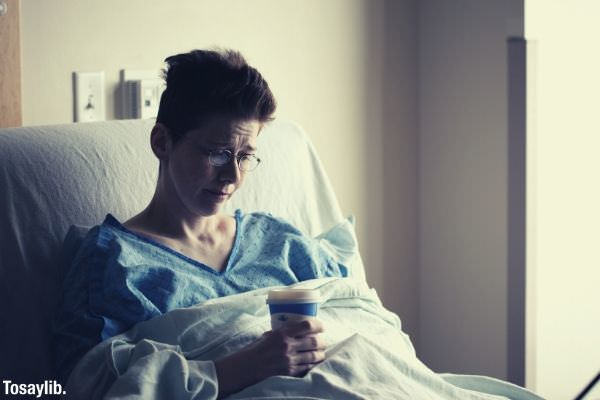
[0,119,541,399]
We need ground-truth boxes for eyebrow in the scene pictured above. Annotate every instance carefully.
[207,141,257,152]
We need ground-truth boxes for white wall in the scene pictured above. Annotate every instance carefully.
[526,1,600,398]
[418,0,523,381]
[20,0,420,339]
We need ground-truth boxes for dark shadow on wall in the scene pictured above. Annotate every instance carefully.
[362,0,420,351]
[507,37,526,387]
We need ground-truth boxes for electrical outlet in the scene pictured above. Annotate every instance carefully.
[120,69,163,119]
[136,79,161,119]
[73,71,105,122]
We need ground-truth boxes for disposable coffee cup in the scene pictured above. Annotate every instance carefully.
[266,288,321,330]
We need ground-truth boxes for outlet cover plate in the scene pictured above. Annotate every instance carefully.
[120,69,163,119]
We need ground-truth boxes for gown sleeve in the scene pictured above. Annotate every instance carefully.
[53,226,107,383]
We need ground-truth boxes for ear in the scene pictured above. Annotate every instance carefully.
[150,123,172,161]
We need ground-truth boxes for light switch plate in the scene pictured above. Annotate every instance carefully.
[73,71,105,122]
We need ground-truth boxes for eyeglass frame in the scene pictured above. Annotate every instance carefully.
[166,126,262,172]
[195,145,262,172]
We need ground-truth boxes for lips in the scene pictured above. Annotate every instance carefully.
[205,189,232,196]
[203,189,232,200]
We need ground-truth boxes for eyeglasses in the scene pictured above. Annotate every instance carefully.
[199,146,261,172]
[166,127,261,171]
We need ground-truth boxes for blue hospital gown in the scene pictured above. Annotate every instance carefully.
[53,210,347,382]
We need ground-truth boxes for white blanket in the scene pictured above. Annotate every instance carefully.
[66,278,542,399]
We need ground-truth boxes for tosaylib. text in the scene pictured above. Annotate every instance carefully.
[3,380,65,397]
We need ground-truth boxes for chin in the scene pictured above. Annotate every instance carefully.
[192,202,224,217]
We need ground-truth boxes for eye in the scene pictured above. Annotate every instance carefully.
[209,149,232,165]
[238,153,261,171]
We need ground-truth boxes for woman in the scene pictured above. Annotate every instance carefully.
[54,49,348,397]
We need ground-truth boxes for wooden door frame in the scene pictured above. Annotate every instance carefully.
[0,0,22,128]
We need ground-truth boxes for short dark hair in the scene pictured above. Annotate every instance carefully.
[156,49,277,142]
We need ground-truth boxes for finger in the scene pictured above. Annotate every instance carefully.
[293,335,327,352]
[293,350,326,365]
[281,318,323,337]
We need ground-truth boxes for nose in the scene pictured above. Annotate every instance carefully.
[218,156,242,184]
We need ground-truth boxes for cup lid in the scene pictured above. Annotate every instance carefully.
[266,288,321,304]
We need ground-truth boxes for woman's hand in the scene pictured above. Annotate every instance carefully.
[247,318,327,377]
[215,319,326,397]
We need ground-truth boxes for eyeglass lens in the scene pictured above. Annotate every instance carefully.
[209,150,259,171]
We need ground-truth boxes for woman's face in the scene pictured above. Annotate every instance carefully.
[162,115,261,217]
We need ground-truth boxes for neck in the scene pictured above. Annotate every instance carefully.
[135,182,223,242]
